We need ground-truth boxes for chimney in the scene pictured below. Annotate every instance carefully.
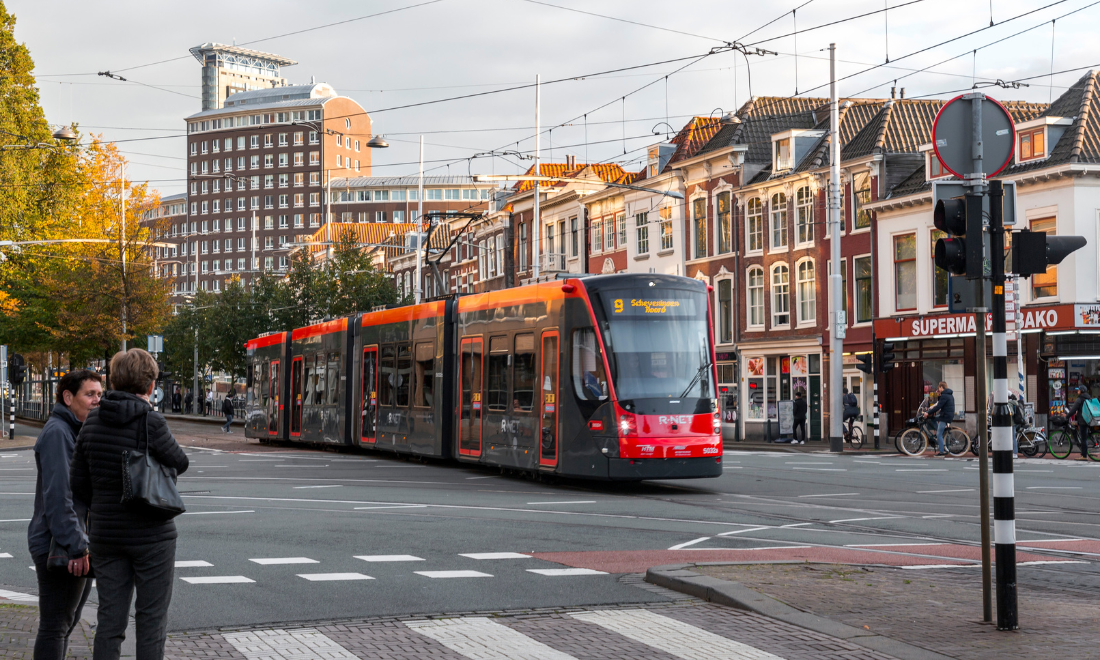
[566,154,576,168]
[900,88,906,99]
[890,87,896,99]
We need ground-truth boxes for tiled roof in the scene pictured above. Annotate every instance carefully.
[887,162,930,198]
[665,117,722,169]
[513,162,629,192]
[307,223,418,254]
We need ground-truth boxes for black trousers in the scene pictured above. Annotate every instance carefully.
[33,559,92,660]
[90,539,176,660]
[794,418,807,442]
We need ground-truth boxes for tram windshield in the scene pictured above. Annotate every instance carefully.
[597,288,714,401]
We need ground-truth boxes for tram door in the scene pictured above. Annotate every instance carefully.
[539,331,559,467]
[459,337,483,456]
[361,347,378,444]
[290,356,303,436]
[268,360,280,436]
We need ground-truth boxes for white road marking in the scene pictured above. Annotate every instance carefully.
[182,510,254,515]
[798,493,859,498]
[668,537,710,550]
[786,461,833,464]
[353,504,429,510]
[250,557,319,565]
[716,522,812,537]
[406,617,577,660]
[527,568,606,576]
[526,501,596,505]
[175,560,213,568]
[294,484,343,489]
[0,553,12,558]
[845,542,945,547]
[1027,486,1083,489]
[791,467,847,471]
[465,476,498,480]
[460,552,530,560]
[0,588,37,603]
[918,488,974,493]
[572,608,784,659]
[223,628,359,660]
[297,573,374,581]
[180,576,254,584]
[415,570,493,578]
[897,469,949,472]
[355,554,424,562]
[829,516,904,523]
[0,519,31,523]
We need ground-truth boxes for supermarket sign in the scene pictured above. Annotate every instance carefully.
[875,305,1069,340]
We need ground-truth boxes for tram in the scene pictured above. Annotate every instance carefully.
[244,273,723,480]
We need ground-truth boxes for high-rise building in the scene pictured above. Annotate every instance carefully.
[189,43,297,111]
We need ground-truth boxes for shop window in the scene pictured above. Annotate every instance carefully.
[718,279,733,344]
[855,256,873,323]
[748,267,765,327]
[1031,217,1057,298]
[746,197,763,252]
[894,234,917,311]
[795,186,813,245]
[513,334,536,411]
[770,192,787,250]
[932,230,949,307]
[572,328,608,401]
[771,263,790,326]
[747,359,765,420]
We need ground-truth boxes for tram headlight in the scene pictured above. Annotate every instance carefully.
[713,412,721,435]
[619,413,637,437]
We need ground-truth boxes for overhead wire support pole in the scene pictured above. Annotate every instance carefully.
[416,136,424,304]
[532,74,541,280]
[989,179,1018,630]
[828,43,844,453]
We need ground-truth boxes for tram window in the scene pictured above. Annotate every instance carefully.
[312,354,326,405]
[487,336,509,412]
[303,361,315,406]
[414,342,435,408]
[260,359,269,400]
[513,334,536,411]
[396,345,412,407]
[380,346,396,406]
[572,328,608,401]
[327,352,340,405]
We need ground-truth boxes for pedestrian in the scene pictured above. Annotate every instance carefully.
[1065,384,1093,461]
[172,389,181,413]
[205,390,213,417]
[70,349,189,660]
[792,389,807,444]
[842,387,860,439]
[922,381,955,456]
[221,395,235,433]
[183,390,193,415]
[29,369,103,660]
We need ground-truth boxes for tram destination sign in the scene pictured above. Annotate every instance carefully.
[604,294,698,317]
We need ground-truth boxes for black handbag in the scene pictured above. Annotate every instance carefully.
[121,412,186,518]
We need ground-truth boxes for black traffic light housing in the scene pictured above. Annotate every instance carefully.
[879,342,896,374]
[933,193,985,279]
[855,353,874,374]
[1011,229,1087,277]
[8,354,25,385]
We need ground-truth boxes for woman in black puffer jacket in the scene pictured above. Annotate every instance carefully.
[70,349,188,660]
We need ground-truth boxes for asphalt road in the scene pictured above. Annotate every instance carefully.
[1,418,1098,632]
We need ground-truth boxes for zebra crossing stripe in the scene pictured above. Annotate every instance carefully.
[223,628,358,660]
[571,609,784,660]
[406,617,578,660]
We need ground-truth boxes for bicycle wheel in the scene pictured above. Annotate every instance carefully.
[970,431,987,456]
[1048,430,1075,459]
[849,425,864,450]
[1087,430,1100,462]
[945,427,971,456]
[898,428,928,456]
[1018,430,1046,458]
[894,429,905,454]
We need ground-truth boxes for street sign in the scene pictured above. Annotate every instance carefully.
[147,334,163,353]
[933,94,1017,179]
[153,387,164,405]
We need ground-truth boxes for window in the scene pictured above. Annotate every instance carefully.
[546,225,555,264]
[605,217,615,249]
[414,343,435,408]
[309,151,319,165]
[748,267,764,327]
[795,186,813,245]
[770,192,787,249]
[894,234,917,310]
[264,154,273,168]
[718,279,733,344]
[293,132,303,146]
[932,229,949,307]
[617,213,626,247]
[1020,127,1045,161]
[928,152,949,179]
[309,193,320,207]
[250,155,259,169]
[487,337,508,412]
[635,212,649,254]
[592,220,602,252]
[1031,217,1058,297]
[854,172,871,230]
[692,197,707,259]
[519,222,528,271]
[775,137,792,170]
[570,217,578,256]
[513,334,536,411]
[427,189,443,200]
[660,207,673,250]
[746,197,763,252]
[310,172,320,186]
[771,264,790,326]
[278,153,288,167]
[716,192,731,254]
[572,328,608,402]
[797,260,816,324]
[309,131,319,145]
[250,135,259,149]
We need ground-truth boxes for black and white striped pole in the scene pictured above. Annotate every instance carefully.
[989,180,1018,630]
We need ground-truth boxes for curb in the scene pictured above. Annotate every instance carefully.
[646,564,954,660]
[162,413,243,426]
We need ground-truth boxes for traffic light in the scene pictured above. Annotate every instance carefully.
[934,191,984,279]
[8,354,25,385]
[156,361,172,382]
[855,352,874,374]
[879,342,896,374]
[1011,229,1087,277]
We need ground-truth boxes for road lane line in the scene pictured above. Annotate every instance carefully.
[829,516,905,523]
[182,510,254,515]
[668,537,710,550]
[294,485,343,489]
[527,568,606,576]
[223,628,358,660]
[791,467,847,471]
[897,469,949,472]
[355,555,424,562]
[526,501,596,505]
[716,522,813,537]
[460,552,530,559]
[250,557,319,565]
[175,561,213,568]
[0,553,12,558]
[571,609,784,660]
[406,617,577,660]
[1027,486,1083,489]
[414,570,493,578]
[297,573,374,581]
[353,504,429,510]
[798,493,859,498]
[180,576,254,584]
[0,519,31,523]
[918,489,974,493]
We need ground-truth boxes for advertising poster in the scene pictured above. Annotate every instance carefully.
[791,355,808,376]
[747,357,765,377]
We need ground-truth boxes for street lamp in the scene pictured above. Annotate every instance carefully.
[366,135,389,149]
[711,108,741,125]
[52,126,78,142]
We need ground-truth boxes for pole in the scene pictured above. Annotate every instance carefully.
[120,162,128,352]
[416,135,424,304]
[325,169,332,267]
[252,210,257,282]
[532,74,541,280]
[828,44,843,453]
[967,92,993,624]
[989,179,1018,630]
[872,329,880,449]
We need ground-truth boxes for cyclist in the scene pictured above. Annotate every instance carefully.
[1065,384,1093,461]
[922,381,954,457]
[842,388,860,440]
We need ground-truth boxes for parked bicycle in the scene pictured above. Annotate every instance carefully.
[894,398,970,456]
[970,398,1048,458]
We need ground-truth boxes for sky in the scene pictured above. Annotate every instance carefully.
[9,0,1100,197]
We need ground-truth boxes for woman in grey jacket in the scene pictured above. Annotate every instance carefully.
[28,369,102,660]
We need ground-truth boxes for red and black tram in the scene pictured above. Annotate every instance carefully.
[245,273,722,480]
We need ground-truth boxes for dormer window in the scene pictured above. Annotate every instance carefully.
[928,152,949,179]
[775,138,792,171]
[1019,127,1045,161]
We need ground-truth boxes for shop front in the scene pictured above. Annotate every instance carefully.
[716,352,740,442]
[740,342,823,442]
[1037,303,1100,423]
